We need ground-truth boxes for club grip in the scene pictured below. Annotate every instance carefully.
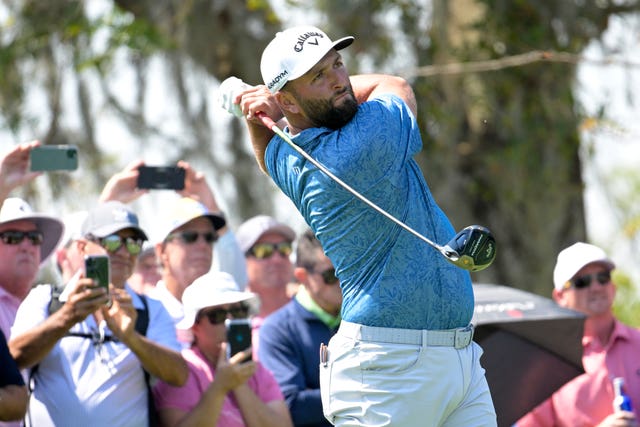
[257,112,277,130]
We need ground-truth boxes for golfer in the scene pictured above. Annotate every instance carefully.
[230,25,496,427]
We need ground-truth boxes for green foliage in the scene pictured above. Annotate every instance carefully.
[612,271,640,327]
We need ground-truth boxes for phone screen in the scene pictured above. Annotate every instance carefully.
[29,145,79,171]
[84,255,110,294]
[136,166,186,190]
[225,319,252,360]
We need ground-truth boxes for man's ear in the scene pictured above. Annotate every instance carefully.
[75,239,87,255]
[551,288,564,304]
[155,241,168,266]
[276,91,301,115]
[293,266,308,284]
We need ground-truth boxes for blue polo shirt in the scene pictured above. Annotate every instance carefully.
[258,298,337,427]
[265,94,473,330]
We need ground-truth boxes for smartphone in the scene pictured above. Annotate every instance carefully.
[225,319,252,361]
[136,166,186,190]
[84,255,110,295]
[29,145,79,171]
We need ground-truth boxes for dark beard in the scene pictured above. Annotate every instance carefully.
[296,88,359,130]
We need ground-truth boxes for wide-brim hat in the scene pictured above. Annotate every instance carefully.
[235,215,296,253]
[260,25,354,93]
[553,242,615,291]
[178,271,260,329]
[0,197,64,265]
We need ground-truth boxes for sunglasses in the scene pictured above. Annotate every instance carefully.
[565,271,612,290]
[98,234,144,256]
[199,304,250,325]
[315,267,339,285]
[166,230,218,245]
[0,230,44,246]
[247,242,293,259]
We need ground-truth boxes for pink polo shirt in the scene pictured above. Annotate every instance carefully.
[0,287,21,339]
[153,347,283,427]
[516,320,640,426]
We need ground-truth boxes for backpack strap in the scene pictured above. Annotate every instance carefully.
[33,287,157,427]
[134,292,149,336]
[134,293,158,427]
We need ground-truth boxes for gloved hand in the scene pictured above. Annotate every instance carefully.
[217,77,253,118]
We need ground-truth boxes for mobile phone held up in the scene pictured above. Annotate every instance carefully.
[84,255,110,300]
[136,166,186,190]
[29,145,79,172]
[225,318,252,361]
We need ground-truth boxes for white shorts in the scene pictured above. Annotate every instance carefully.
[320,321,497,427]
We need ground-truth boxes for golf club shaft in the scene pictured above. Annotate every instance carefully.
[257,113,448,253]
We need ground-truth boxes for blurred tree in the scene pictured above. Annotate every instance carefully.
[401,0,639,295]
[0,0,639,298]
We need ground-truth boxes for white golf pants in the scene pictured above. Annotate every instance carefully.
[320,321,497,427]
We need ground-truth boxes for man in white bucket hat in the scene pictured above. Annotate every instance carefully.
[0,198,63,338]
[0,141,64,338]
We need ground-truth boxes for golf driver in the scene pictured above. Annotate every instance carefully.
[217,78,497,271]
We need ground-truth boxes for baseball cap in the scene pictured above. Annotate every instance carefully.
[160,197,225,241]
[82,201,148,240]
[553,242,615,291]
[0,197,64,264]
[178,271,259,329]
[236,215,296,253]
[260,25,354,93]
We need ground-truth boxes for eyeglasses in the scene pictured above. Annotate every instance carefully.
[247,242,293,259]
[98,234,144,255]
[199,304,250,325]
[166,231,218,245]
[0,230,44,246]
[564,271,612,290]
[314,267,339,285]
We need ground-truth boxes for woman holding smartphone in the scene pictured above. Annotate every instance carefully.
[152,271,293,427]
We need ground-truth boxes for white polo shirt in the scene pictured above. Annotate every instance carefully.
[12,283,180,427]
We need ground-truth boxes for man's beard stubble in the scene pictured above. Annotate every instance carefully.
[294,87,359,130]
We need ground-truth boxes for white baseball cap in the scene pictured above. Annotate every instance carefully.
[553,242,615,291]
[160,197,225,241]
[260,25,354,93]
[178,271,259,329]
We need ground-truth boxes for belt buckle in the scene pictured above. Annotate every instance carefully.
[454,325,473,349]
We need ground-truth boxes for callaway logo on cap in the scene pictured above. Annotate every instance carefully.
[260,25,354,93]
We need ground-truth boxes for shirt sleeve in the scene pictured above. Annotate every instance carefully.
[10,284,52,337]
[0,329,24,386]
[250,363,285,403]
[152,361,201,411]
[258,313,325,425]
[145,296,181,352]
[514,398,555,427]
